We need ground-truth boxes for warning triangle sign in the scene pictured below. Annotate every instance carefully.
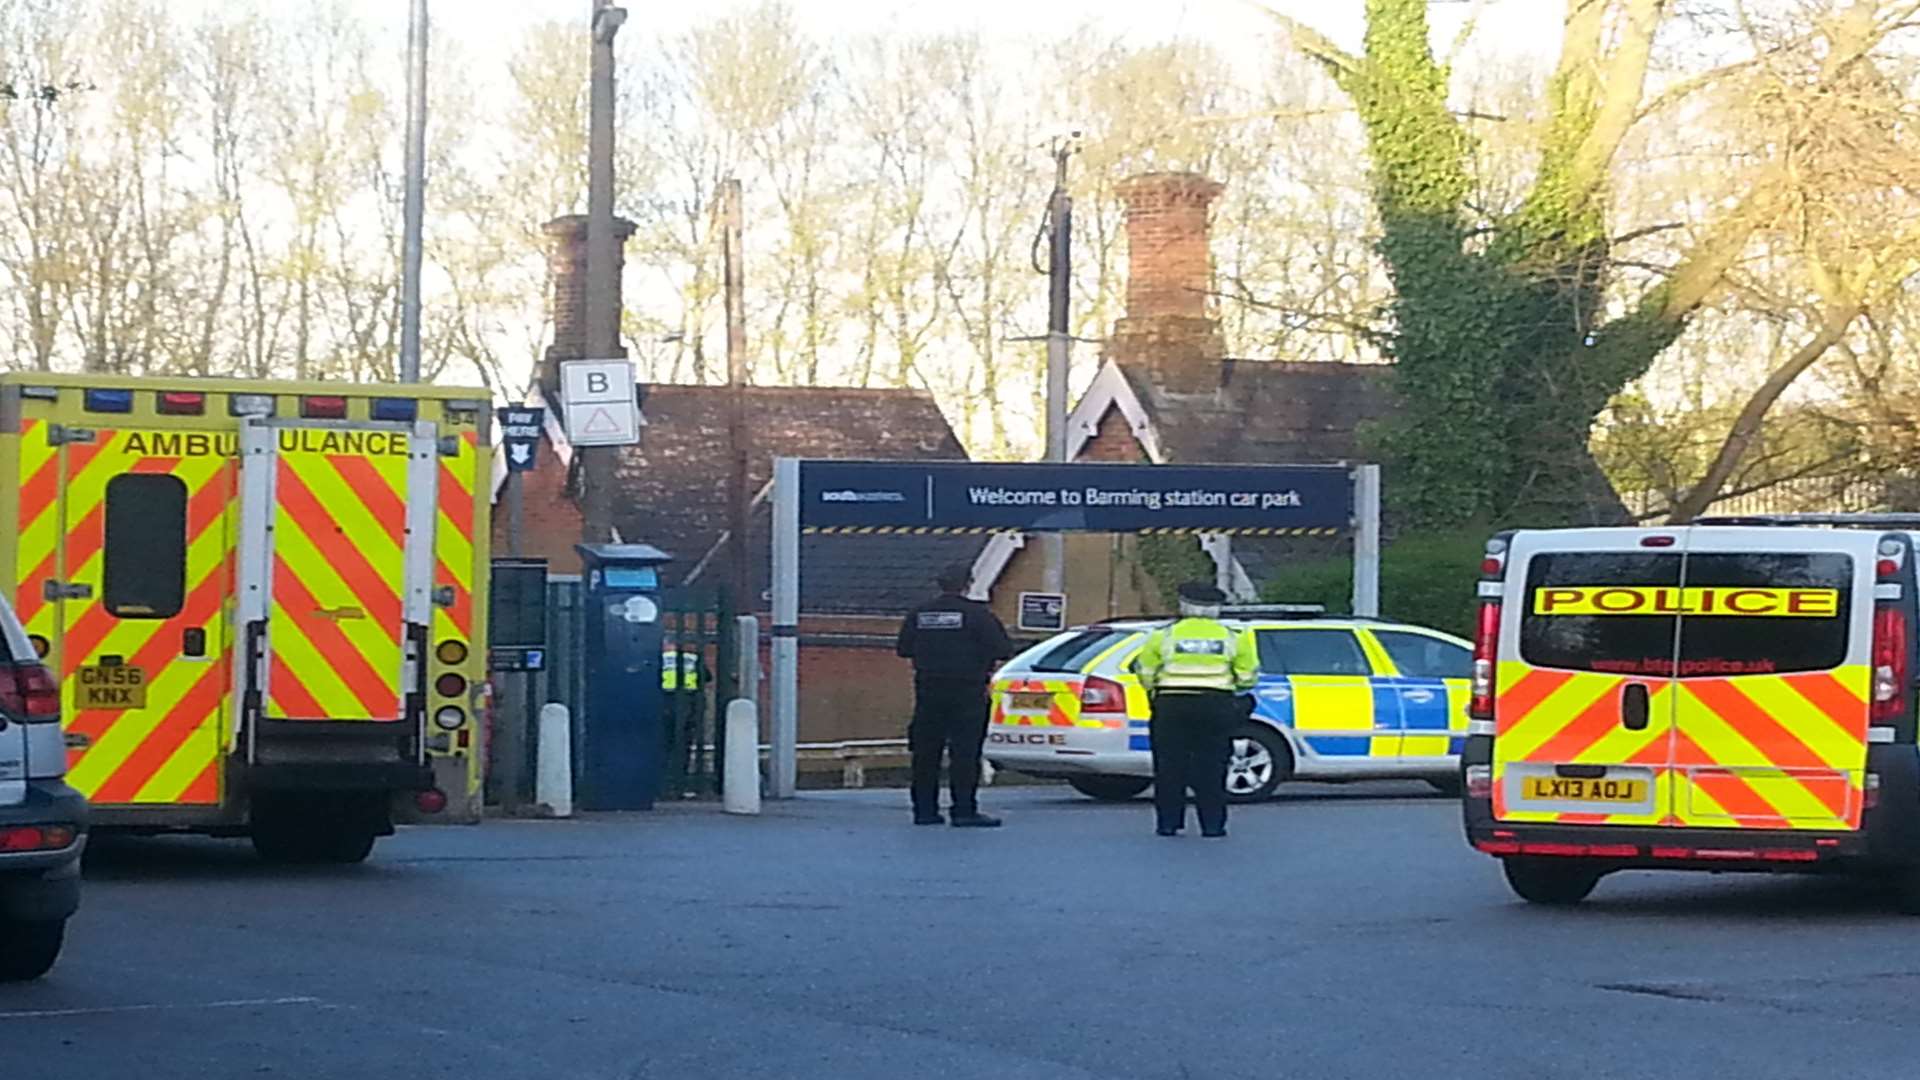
[580,406,622,436]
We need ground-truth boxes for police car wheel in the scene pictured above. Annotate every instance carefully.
[1225,724,1291,803]
[1501,858,1601,906]
[1067,775,1153,802]
[0,918,64,982]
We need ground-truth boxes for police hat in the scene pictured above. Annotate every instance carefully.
[1177,581,1226,605]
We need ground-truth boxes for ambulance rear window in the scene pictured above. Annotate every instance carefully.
[103,473,188,620]
[1520,552,1680,675]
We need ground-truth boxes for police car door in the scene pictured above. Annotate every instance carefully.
[1497,530,1679,827]
[1667,528,1871,832]
[1258,627,1399,763]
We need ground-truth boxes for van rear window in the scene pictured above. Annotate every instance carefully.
[1520,551,1853,677]
[1521,553,1680,676]
[1677,553,1852,677]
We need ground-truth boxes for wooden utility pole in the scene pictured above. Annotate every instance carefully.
[722,179,752,612]
[581,0,626,545]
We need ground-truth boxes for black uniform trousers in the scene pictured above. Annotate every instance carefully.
[1149,690,1235,833]
[909,675,989,817]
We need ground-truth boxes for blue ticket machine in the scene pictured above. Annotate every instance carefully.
[576,543,675,811]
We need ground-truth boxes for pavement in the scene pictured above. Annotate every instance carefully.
[5,782,1920,1079]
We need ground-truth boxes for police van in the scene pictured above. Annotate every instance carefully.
[1463,515,1920,909]
[988,609,1472,802]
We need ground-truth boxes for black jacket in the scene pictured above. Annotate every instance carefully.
[896,592,1015,683]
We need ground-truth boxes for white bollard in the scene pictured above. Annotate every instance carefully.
[536,703,573,818]
[723,698,762,815]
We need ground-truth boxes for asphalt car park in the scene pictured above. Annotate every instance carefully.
[6,784,1920,1080]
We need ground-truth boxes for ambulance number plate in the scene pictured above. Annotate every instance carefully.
[1521,776,1644,804]
[1007,691,1054,712]
[77,664,147,710]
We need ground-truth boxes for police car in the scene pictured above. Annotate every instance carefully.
[986,608,1471,801]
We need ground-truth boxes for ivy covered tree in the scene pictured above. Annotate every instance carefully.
[1273,0,1915,530]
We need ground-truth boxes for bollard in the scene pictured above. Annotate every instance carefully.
[723,698,762,815]
[537,703,573,818]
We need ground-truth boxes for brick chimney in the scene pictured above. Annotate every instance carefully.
[1106,172,1226,394]
[541,213,638,393]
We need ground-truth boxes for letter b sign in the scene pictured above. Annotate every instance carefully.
[563,359,633,407]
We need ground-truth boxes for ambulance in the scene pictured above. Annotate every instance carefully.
[1463,516,1920,909]
[0,374,491,863]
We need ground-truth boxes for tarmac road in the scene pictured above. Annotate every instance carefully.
[4,782,1918,1079]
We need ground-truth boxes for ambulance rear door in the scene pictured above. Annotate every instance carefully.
[236,420,438,771]
[1667,528,1872,832]
[1495,529,1681,827]
[50,424,236,808]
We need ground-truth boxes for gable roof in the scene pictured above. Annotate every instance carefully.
[492,381,979,614]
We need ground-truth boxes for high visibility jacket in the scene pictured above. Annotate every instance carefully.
[662,651,704,691]
[1137,618,1259,694]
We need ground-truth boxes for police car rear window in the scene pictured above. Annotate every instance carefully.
[1028,631,1127,674]
[1520,551,1853,677]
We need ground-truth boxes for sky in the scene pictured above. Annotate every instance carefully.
[343,0,1566,86]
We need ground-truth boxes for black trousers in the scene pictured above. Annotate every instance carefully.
[1150,691,1235,833]
[909,677,989,817]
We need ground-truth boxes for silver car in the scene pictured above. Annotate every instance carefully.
[0,595,85,981]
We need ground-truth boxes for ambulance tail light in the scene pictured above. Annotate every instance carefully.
[1865,772,1882,811]
[0,661,60,722]
[1872,604,1908,721]
[1080,677,1128,716]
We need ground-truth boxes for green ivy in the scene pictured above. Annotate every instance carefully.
[1134,534,1216,610]
[1321,0,1686,531]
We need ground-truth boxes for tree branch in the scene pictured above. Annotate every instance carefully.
[1666,300,1866,523]
[1249,4,1361,79]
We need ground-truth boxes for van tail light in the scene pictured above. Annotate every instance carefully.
[1080,676,1129,716]
[1465,765,1493,800]
[1865,772,1882,811]
[0,662,60,720]
[1470,600,1500,720]
[1872,604,1909,721]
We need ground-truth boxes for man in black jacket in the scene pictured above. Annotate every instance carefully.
[896,562,1014,827]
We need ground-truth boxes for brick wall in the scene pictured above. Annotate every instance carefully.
[1107,172,1228,391]
[541,214,638,389]
[1079,402,1148,463]
[492,452,584,575]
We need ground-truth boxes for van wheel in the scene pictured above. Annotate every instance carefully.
[1068,776,1153,802]
[0,919,65,982]
[1225,724,1293,804]
[252,822,376,865]
[1502,858,1602,906]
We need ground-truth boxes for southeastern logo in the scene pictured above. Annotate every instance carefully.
[1533,586,1840,618]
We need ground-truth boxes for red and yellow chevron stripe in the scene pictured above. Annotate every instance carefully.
[1491,660,1869,831]
[12,425,237,806]
[990,676,1125,729]
[434,431,477,647]
[265,441,408,722]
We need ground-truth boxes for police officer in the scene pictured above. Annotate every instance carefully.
[895,561,1014,827]
[661,646,710,781]
[1135,582,1258,838]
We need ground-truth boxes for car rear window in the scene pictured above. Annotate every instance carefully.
[1023,630,1130,674]
[1520,550,1853,677]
